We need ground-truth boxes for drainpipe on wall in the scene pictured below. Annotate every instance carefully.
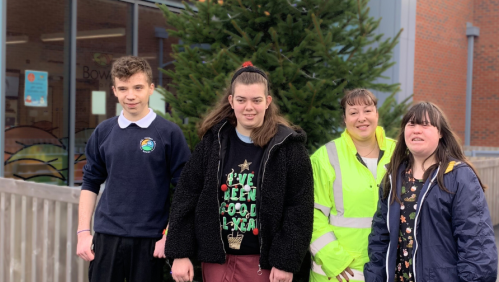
[465,23,479,146]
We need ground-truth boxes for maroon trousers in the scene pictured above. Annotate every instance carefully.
[202,254,271,282]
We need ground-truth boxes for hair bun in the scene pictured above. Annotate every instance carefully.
[242,61,253,67]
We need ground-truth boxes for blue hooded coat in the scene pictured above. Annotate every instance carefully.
[364,160,498,282]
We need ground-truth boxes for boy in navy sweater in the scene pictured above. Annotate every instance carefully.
[76,56,191,282]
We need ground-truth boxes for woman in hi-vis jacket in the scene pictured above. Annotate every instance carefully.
[310,89,396,282]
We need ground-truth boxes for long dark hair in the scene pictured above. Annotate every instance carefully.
[198,66,292,147]
[383,101,487,203]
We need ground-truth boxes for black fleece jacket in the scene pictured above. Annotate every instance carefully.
[165,120,314,273]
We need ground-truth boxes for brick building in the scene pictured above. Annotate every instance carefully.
[413,0,499,146]
[465,0,499,146]
[369,0,499,146]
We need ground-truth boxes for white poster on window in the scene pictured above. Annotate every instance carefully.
[92,91,106,115]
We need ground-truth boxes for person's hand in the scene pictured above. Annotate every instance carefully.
[336,267,354,281]
[171,258,194,282]
[153,234,166,258]
[269,267,293,282]
[76,232,94,261]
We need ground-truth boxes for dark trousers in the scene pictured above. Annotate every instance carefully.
[89,232,165,282]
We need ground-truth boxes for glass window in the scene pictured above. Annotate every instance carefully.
[4,0,69,185]
[3,0,179,186]
[74,0,133,185]
[138,4,177,115]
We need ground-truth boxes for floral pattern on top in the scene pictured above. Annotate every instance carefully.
[395,168,424,282]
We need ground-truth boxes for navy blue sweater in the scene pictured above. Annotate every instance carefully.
[82,116,191,238]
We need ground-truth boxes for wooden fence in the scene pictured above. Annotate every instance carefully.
[473,158,499,226]
[0,158,498,282]
[0,178,89,282]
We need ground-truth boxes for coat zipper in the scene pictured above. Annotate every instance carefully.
[386,174,392,282]
[412,167,439,282]
[257,132,293,274]
[216,121,228,255]
[356,151,384,210]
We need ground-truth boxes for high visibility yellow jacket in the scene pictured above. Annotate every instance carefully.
[309,127,396,282]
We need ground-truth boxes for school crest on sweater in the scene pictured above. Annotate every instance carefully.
[140,137,156,153]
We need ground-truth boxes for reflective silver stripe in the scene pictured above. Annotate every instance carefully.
[311,261,365,281]
[311,260,327,276]
[329,215,373,229]
[326,142,373,230]
[314,203,331,216]
[325,141,343,215]
[310,232,337,256]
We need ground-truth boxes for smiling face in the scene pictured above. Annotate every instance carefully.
[228,83,272,136]
[404,113,441,160]
[344,103,379,142]
[113,72,154,121]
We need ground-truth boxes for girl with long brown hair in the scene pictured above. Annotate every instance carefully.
[165,62,314,282]
[364,101,497,282]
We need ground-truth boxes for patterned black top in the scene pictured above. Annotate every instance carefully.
[220,128,264,255]
[394,168,424,282]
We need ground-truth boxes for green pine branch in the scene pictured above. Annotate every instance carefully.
[156,0,410,153]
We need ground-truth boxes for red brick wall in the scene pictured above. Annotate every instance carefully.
[470,0,499,146]
[413,0,474,143]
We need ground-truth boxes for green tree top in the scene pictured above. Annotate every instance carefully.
[157,0,404,152]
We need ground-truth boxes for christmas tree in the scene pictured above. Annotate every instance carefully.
[378,91,412,138]
[156,0,405,153]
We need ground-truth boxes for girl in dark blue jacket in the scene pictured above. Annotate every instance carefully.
[364,102,497,282]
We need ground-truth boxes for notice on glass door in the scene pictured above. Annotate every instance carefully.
[24,70,48,107]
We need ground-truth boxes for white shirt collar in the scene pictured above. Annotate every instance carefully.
[118,108,157,128]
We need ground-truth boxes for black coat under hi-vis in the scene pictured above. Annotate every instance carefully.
[165,120,314,273]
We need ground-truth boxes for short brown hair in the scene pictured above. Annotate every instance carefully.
[340,88,378,116]
[111,56,153,85]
